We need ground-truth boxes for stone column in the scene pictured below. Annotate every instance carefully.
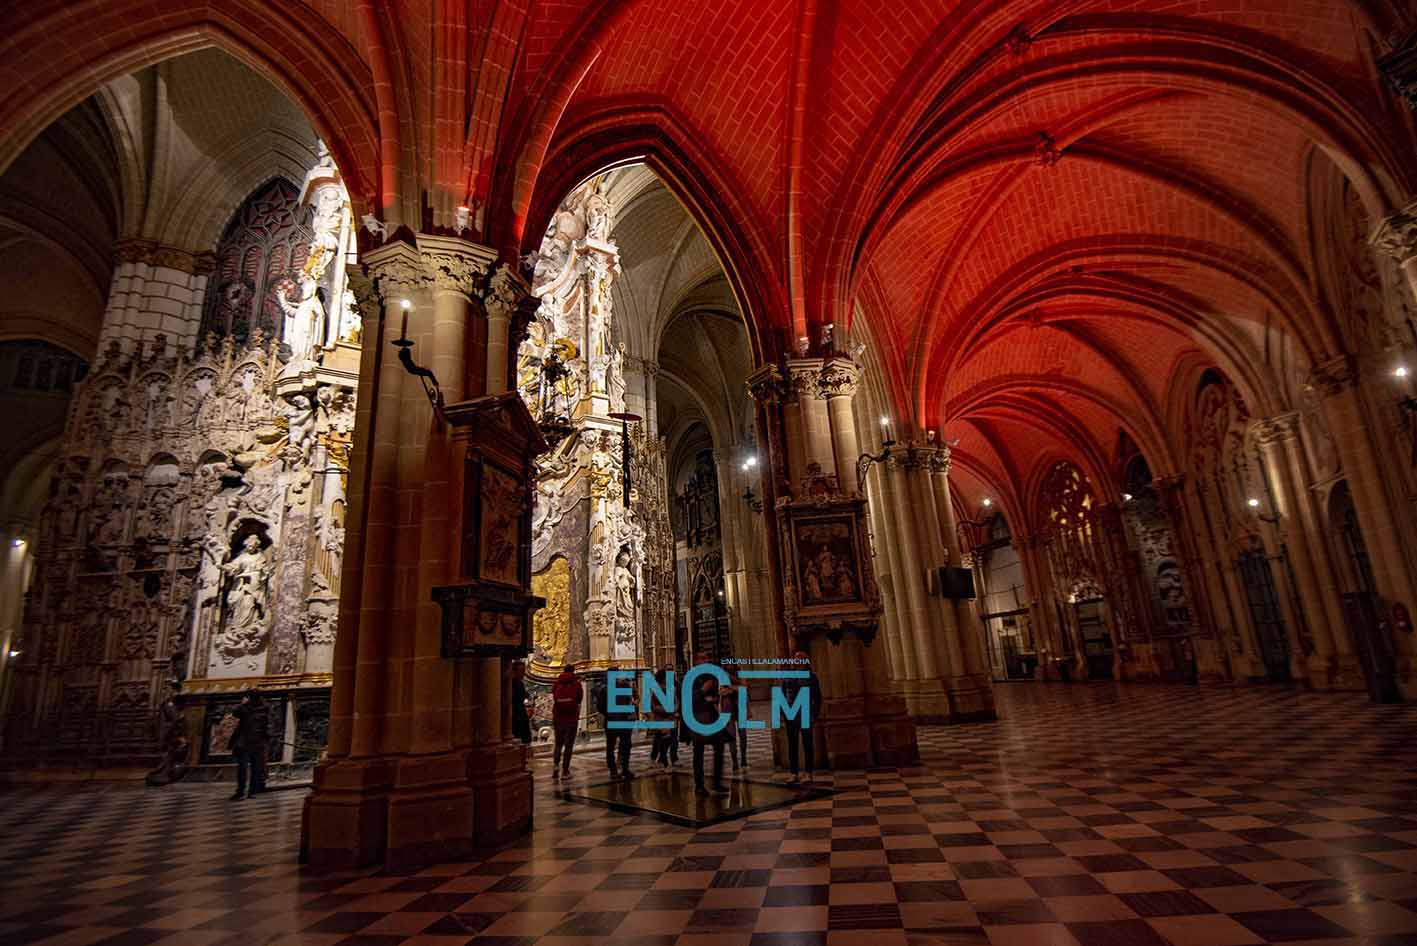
[305,235,523,873]
[1253,413,1361,689]
[928,449,995,713]
[1309,355,1417,695]
[1015,534,1065,679]
[879,450,947,718]
[1153,476,1226,682]
[100,240,215,354]
[785,360,833,482]
[643,360,660,436]
[305,241,421,869]
[820,358,861,491]
[1371,201,1417,307]
[482,263,527,395]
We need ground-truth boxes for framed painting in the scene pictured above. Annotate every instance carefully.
[791,512,865,609]
[462,454,529,587]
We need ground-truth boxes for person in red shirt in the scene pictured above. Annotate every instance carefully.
[550,664,583,779]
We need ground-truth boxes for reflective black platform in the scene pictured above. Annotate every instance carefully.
[560,769,835,826]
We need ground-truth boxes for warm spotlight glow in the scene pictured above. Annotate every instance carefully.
[880,416,889,426]
[400,298,412,310]
[1247,497,1261,508]
[716,590,724,598]
[746,455,757,468]
[982,498,993,507]
[1395,365,1410,378]
[1122,493,1132,502]
[11,538,23,548]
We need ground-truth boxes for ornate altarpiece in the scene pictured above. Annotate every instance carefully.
[4,151,362,767]
[515,179,675,728]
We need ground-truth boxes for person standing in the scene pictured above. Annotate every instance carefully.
[720,674,741,772]
[228,689,269,800]
[649,668,676,769]
[690,651,728,796]
[783,651,823,784]
[735,673,750,768]
[510,660,532,745]
[551,664,582,779]
[597,667,636,780]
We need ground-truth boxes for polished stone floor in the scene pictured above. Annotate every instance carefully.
[2,682,1416,946]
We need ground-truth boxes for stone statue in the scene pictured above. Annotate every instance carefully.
[614,548,637,622]
[282,393,317,463]
[275,277,326,365]
[216,534,272,664]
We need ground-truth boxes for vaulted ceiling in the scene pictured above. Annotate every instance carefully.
[3,0,1414,530]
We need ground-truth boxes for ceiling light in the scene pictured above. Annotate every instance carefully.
[1395,365,1409,378]
[400,298,412,310]
[1247,497,1261,508]
[746,456,757,468]
[982,498,993,507]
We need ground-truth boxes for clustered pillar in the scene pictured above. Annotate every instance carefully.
[304,234,532,871]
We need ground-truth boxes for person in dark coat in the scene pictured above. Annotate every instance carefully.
[228,688,269,799]
[596,666,636,780]
[510,660,532,745]
[783,651,823,784]
[690,651,728,796]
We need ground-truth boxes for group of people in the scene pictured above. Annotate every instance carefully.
[535,650,824,796]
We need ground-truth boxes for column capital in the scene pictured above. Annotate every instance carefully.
[784,358,825,402]
[1370,201,1417,263]
[1253,411,1303,447]
[817,357,860,399]
[483,261,529,322]
[418,233,497,298]
[363,239,429,300]
[1306,355,1358,399]
[746,364,786,404]
[113,237,215,275]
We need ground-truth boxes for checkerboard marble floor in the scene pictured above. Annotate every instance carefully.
[3,682,1417,946]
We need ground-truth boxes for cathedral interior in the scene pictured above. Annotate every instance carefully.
[1,1,1417,944]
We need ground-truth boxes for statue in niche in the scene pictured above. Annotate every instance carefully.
[614,547,637,634]
[282,393,317,463]
[215,534,272,665]
[337,288,360,343]
[276,277,326,365]
[303,186,344,285]
[585,185,610,241]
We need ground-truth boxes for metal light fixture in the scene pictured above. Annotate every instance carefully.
[533,349,575,447]
[741,454,763,513]
[608,411,641,509]
[391,303,444,415]
[1247,496,1280,525]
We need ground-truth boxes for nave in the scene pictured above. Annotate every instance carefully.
[3,682,1415,946]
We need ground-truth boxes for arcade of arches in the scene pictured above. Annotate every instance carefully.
[0,0,1415,877]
